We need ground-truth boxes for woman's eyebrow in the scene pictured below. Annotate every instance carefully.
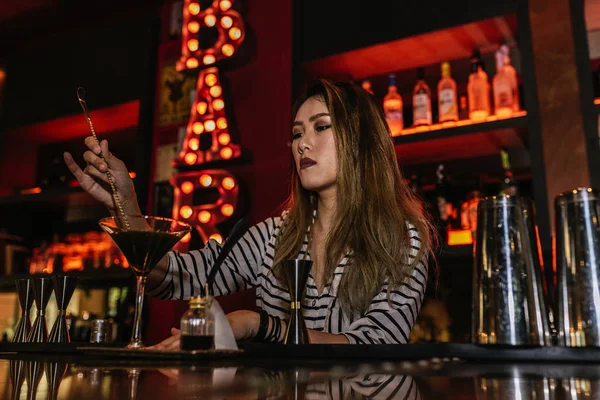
[293,113,330,126]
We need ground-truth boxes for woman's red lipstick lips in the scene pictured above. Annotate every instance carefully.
[300,158,316,169]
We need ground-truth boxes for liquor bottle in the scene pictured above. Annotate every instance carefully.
[500,44,520,112]
[467,48,491,121]
[361,80,374,95]
[437,62,458,123]
[460,190,483,238]
[493,48,514,118]
[413,68,432,126]
[383,74,404,135]
[500,148,518,196]
[180,294,215,350]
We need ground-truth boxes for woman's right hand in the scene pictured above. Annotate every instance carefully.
[64,137,141,215]
[148,328,181,351]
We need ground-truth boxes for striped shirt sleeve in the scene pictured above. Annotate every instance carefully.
[147,217,279,300]
[342,227,428,344]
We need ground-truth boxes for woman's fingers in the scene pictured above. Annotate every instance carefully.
[83,150,108,173]
[64,152,87,183]
[84,136,102,155]
[84,163,110,184]
[100,140,123,170]
[148,328,181,351]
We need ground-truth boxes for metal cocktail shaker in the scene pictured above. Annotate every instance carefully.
[472,195,551,345]
[555,187,600,346]
[283,259,312,345]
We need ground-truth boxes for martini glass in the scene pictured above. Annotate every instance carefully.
[99,215,191,349]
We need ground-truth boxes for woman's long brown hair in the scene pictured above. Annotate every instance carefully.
[273,80,436,317]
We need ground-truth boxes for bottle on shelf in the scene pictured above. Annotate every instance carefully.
[500,148,518,196]
[460,190,483,239]
[500,44,520,112]
[493,48,514,118]
[437,62,458,123]
[361,80,374,95]
[180,292,215,350]
[413,68,432,127]
[383,73,404,136]
[467,48,491,122]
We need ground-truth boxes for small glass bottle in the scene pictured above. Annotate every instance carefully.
[500,44,520,112]
[493,48,514,118]
[437,62,458,123]
[383,73,404,135]
[467,49,491,121]
[180,294,215,350]
[413,68,432,126]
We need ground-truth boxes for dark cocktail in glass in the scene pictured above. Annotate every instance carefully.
[99,215,191,349]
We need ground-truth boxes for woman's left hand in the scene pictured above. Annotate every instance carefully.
[226,310,260,341]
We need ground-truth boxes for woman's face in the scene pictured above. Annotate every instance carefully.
[292,96,338,194]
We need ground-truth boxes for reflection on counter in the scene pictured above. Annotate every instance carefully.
[6,359,600,399]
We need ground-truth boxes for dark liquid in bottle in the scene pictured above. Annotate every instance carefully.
[180,335,215,351]
[109,231,181,275]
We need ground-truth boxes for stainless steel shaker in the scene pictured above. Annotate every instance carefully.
[555,187,600,346]
[472,195,551,345]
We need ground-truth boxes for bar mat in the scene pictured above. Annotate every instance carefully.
[239,343,600,363]
[76,346,243,360]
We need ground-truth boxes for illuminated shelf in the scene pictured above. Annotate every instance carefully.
[0,269,133,293]
[393,113,528,165]
[302,15,517,80]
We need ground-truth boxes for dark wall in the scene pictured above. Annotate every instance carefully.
[1,11,158,130]
[294,0,519,62]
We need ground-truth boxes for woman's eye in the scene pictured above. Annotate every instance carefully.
[292,132,303,140]
[315,124,331,132]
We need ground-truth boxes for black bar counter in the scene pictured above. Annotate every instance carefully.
[3,343,600,399]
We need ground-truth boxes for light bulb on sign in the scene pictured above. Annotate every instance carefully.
[222,44,234,57]
[203,55,216,65]
[213,99,224,111]
[192,122,204,134]
[218,133,230,145]
[180,206,193,219]
[222,177,236,190]
[205,74,217,87]
[196,102,208,115]
[188,21,200,33]
[221,16,233,29]
[188,3,200,15]
[209,234,223,244]
[185,153,197,165]
[217,118,227,129]
[204,14,217,27]
[220,147,233,160]
[204,120,216,132]
[210,86,222,98]
[198,211,212,223]
[181,181,194,194]
[189,138,200,151]
[186,58,199,69]
[221,204,234,217]
[199,174,213,187]
[229,27,242,40]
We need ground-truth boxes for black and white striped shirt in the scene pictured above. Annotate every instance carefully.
[148,212,428,344]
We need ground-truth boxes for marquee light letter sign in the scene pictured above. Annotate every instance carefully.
[172,0,246,248]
